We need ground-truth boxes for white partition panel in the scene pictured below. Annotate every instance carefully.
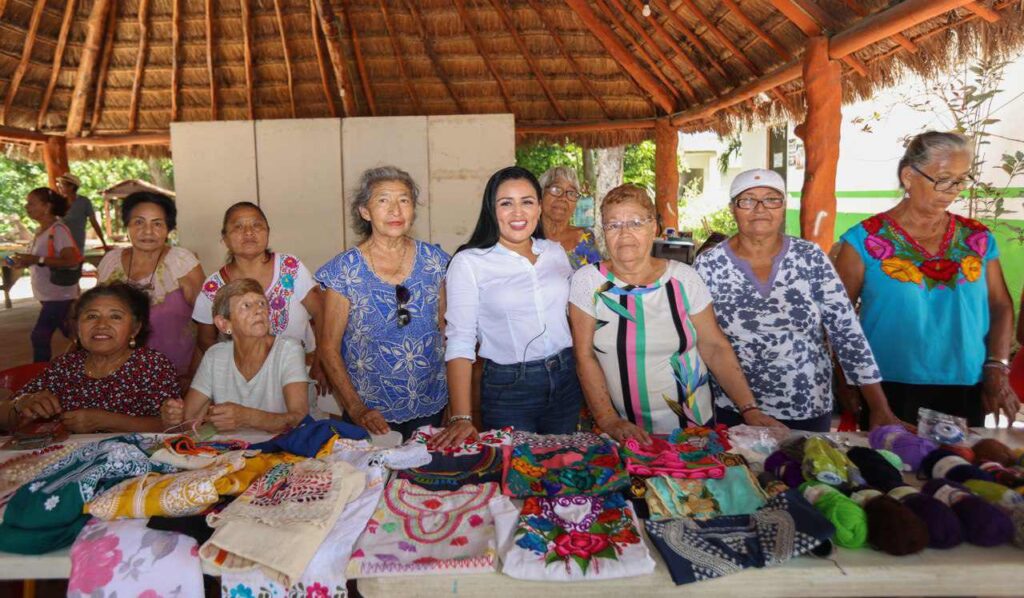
[255,119,344,271]
[170,121,258,272]
[427,114,515,254]
[341,116,430,247]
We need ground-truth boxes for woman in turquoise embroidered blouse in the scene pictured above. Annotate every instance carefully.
[836,131,1018,427]
[539,167,601,269]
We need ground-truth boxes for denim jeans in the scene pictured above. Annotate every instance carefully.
[31,300,74,363]
[480,348,582,434]
[714,406,832,433]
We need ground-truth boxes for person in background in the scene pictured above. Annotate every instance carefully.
[836,131,1018,427]
[431,166,582,449]
[538,166,601,270]
[316,166,450,439]
[98,192,205,383]
[162,279,308,433]
[8,188,83,362]
[694,169,902,432]
[56,173,109,253]
[2,283,178,433]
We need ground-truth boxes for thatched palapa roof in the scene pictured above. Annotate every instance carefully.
[0,0,1021,158]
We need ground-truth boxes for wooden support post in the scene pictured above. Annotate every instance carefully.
[0,0,47,125]
[43,136,69,189]
[37,0,78,130]
[66,0,112,136]
[654,119,680,232]
[128,0,152,132]
[796,36,841,250]
[314,0,358,117]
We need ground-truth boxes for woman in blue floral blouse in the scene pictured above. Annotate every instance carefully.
[316,166,450,439]
[539,166,601,269]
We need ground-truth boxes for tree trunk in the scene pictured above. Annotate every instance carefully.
[147,158,173,190]
[582,148,598,195]
[592,145,625,253]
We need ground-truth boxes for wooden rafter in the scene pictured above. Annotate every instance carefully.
[838,0,917,53]
[766,0,869,76]
[128,0,152,133]
[170,0,181,121]
[379,0,423,114]
[565,0,676,114]
[652,0,732,83]
[89,1,118,132]
[452,0,515,114]
[963,2,1001,22]
[720,0,792,60]
[867,0,1011,65]
[239,0,255,120]
[0,0,7,20]
[205,0,217,120]
[674,0,763,77]
[1,0,48,126]
[341,0,374,116]
[314,0,358,117]
[591,0,684,105]
[488,0,566,119]
[310,0,338,117]
[66,0,112,136]
[273,0,297,117]
[36,0,78,130]
[517,119,657,134]
[631,0,719,95]
[401,0,465,113]
[524,0,612,119]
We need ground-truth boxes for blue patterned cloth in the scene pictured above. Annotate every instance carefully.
[694,236,881,420]
[567,228,602,270]
[315,240,450,423]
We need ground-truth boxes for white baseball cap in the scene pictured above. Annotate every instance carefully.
[729,168,786,199]
[57,173,81,188]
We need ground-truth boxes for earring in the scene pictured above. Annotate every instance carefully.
[129,337,137,349]
[226,329,233,336]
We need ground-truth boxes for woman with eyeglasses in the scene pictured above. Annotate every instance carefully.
[315,167,450,439]
[567,184,782,443]
[836,132,1018,427]
[694,169,900,432]
[429,166,581,449]
[539,166,601,269]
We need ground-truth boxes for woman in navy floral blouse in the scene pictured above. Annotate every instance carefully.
[694,169,903,432]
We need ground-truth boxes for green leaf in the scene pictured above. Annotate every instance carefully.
[594,546,618,560]
[544,551,562,565]
[571,554,590,573]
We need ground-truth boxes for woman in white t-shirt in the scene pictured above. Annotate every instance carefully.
[98,192,205,380]
[162,278,309,432]
[191,202,324,384]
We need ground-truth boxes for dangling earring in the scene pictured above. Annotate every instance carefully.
[129,337,137,349]
[226,329,233,336]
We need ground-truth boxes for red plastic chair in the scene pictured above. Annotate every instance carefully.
[1011,351,1024,404]
[0,362,49,395]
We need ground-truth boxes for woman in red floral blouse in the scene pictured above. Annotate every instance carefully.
[1,282,180,432]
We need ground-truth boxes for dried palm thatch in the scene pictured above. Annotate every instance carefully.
[0,0,1020,159]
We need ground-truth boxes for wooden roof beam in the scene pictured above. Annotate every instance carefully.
[170,0,181,121]
[272,0,297,117]
[674,0,763,77]
[89,1,117,132]
[379,0,423,115]
[963,2,1001,22]
[489,0,567,119]
[524,0,612,119]
[2,0,48,126]
[766,0,869,76]
[67,132,170,147]
[838,0,918,53]
[239,0,255,120]
[517,118,657,135]
[310,0,338,117]
[0,124,50,143]
[128,0,152,133]
[66,0,112,136]
[402,0,466,114]
[36,0,77,130]
[720,0,792,60]
[205,0,217,120]
[566,0,677,113]
[649,0,731,83]
[866,0,1012,65]
[314,0,358,117]
[453,0,515,114]
[340,0,373,116]
[633,0,719,94]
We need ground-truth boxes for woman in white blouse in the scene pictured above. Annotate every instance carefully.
[431,166,581,448]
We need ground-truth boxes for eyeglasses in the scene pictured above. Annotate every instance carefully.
[733,196,785,210]
[601,217,654,233]
[545,185,581,202]
[910,164,975,193]
[395,284,411,328]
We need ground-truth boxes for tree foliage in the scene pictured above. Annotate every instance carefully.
[515,140,658,193]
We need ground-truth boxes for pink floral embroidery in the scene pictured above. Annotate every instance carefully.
[68,533,123,594]
[965,231,988,256]
[468,514,484,527]
[864,234,894,260]
[306,583,329,598]
[138,591,163,598]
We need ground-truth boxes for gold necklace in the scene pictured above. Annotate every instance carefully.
[85,350,132,379]
[367,237,409,282]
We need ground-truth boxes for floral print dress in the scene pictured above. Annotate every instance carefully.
[567,228,602,270]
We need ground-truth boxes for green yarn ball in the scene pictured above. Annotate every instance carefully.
[801,482,868,549]
[877,449,904,472]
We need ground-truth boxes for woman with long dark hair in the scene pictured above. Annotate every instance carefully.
[430,166,582,449]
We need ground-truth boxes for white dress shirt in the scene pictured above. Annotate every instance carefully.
[445,238,573,365]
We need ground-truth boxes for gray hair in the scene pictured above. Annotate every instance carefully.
[898,131,973,188]
[212,278,264,321]
[539,166,581,192]
[350,166,420,239]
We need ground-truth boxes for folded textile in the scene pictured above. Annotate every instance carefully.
[149,438,253,470]
[621,436,725,479]
[397,445,504,491]
[410,426,512,456]
[249,415,369,456]
[704,465,768,516]
[645,489,835,586]
[503,439,629,497]
[347,479,513,578]
[497,492,656,582]
[0,443,75,507]
[644,477,718,521]
[147,496,237,546]
[67,518,203,598]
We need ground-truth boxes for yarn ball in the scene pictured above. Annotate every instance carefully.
[892,488,963,549]
[801,482,868,549]
[803,437,850,486]
[877,449,904,472]
[1011,504,1024,549]
[919,449,995,484]
[847,447,905,492]
[963,479,1024,509]
[979,462,1024,488]
[765,450,804,488]
[922,479,1014,547]
[861,494,930,555]
[972,438,1017,467]
[940,444,975,463]
[869,425,938,473]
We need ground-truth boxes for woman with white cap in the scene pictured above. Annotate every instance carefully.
[693,169,903,432]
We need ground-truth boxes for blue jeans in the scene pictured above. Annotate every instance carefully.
[714,406,832,433]
[480,348,582,434]
[31,300,73,363]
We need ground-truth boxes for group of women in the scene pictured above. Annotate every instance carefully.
[2,130,1020,443]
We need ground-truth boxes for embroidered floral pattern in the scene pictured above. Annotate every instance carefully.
[201,254,301,337]
[502,440,629,497]
[568,229,602,270]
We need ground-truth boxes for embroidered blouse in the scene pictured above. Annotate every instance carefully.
[502,437,629,497]
[694,236,882,420]
[315,240,450,424]
[839,213,999,385]
[567,228,602,270]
